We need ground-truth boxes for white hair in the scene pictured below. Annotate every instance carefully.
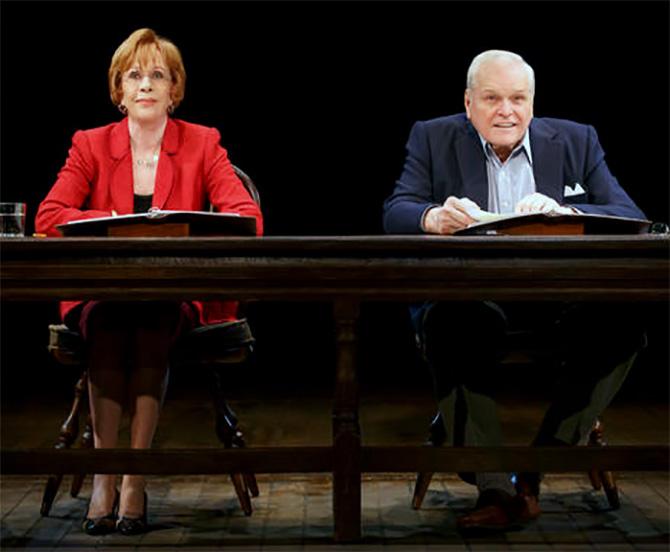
[466,50,535,97]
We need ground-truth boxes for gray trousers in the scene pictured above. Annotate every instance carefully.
[412,301,645,494]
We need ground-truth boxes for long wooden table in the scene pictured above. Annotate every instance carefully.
[1,235,669,541]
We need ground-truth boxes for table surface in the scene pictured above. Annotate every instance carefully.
[2,234,668,301]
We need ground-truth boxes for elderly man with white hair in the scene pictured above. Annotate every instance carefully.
[384,50,646,530]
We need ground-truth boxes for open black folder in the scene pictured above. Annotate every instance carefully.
[454,212,651,236]
[57,210,257,237]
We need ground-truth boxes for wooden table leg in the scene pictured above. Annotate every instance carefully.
[332,300,361,542]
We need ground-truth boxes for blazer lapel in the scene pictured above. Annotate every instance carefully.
[530,119,564,202]
[455,124,488,209]
[108,118,134,214]
[152,118,179,209]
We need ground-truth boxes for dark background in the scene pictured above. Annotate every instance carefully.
[1,1,668,402]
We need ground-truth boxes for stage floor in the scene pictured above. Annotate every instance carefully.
[2,388,668,550]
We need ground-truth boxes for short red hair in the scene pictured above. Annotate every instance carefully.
[108,28,186,109]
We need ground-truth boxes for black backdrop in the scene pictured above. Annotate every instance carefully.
[1,1,668,399]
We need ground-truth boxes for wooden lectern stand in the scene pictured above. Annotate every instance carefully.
[455,213,652,236]
[57,211,257,237]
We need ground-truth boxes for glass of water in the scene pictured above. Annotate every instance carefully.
[0,202,27,237]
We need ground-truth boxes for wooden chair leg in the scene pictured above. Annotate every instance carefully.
[599,470,621,509]
[588,468,603,490]
[230,473,253,516]
[41,475,64,517]
[41,372,87,516]
[412,471,435,510]
[230,429,260,498]
[412,412,447,510]
[244,473,260,498]
[588,418,621,509]
[211,369,257,513]
[70,414,93,498]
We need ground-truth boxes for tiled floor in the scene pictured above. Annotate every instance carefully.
[2,472,668,550]
[1,390,668,550]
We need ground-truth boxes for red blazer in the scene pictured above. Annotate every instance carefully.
[36,117,264,326]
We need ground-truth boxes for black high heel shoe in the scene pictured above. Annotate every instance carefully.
[117,491,148,535]
[82,489,119,535]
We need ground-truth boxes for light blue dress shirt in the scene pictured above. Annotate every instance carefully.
[478,132,536,214]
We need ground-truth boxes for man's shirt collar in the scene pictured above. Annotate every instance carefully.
[478,130,533,165]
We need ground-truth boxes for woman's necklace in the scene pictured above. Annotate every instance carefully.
[131,137,161,170]
[134,148,160,169]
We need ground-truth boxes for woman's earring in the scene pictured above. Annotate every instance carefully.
[167,104,175,115]
[118,104,128,115]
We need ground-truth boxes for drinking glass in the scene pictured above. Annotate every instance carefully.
[0,202,27,237]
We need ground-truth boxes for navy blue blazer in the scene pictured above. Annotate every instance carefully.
[383,113,645,234]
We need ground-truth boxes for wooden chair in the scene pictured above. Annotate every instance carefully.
[40,165,261,517]
[410,329,622,511]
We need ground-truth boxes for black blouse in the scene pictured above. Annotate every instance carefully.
[133,194,153,214]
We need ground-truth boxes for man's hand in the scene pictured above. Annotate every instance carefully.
[515,193,574,215]
[423,196,479,234]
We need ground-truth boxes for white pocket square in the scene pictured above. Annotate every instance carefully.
[564,182,586,197]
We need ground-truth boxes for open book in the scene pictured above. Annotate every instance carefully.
[57,210,257,237]
[454,209,651,236]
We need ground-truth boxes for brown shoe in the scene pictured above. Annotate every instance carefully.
[457,488,540,531]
